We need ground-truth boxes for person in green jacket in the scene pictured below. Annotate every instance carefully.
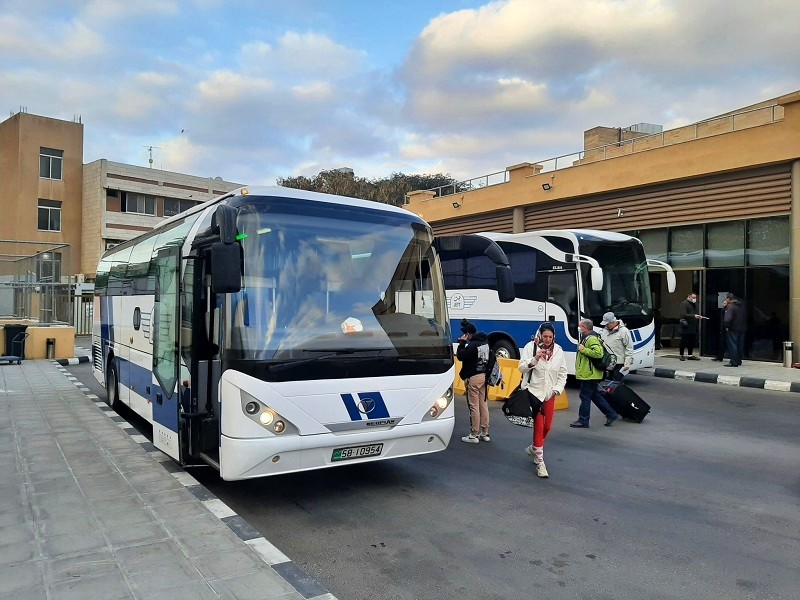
[570,319,620,428]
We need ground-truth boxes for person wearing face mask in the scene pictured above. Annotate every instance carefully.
[599,312,633,381]
[518,323,567,478]
[678,292,704,361]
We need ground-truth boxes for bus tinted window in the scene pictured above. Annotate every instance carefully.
[442,253,496,290]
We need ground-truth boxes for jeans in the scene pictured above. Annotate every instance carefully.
[727,331,745,366]
[577,380,618,426]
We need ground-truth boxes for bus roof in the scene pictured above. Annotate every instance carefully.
[477,229,636,244]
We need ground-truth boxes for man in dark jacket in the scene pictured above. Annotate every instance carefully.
[724,293,747,367]
[456,319,490,443]
[712,297,730,361]
[678,292,704,361]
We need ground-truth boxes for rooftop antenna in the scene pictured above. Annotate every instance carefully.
[143,145,161,168]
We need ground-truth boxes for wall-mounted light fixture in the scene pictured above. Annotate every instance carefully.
[452,201,461,208]
[542,183,552,191]
[617,208,625,217]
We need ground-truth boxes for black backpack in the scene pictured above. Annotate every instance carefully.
[587,333,615,371]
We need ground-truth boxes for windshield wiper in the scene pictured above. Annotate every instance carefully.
[266,349,391,372]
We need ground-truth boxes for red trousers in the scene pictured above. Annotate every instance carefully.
[533,397,555,447]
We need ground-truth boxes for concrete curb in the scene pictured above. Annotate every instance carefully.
[51,360,338,600]
[55,355,90,366]
[635,366,800,393]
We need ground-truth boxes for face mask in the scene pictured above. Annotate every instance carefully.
[689,298,696,304]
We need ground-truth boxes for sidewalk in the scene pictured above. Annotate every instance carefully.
[0,359,336,600]
[636,349,800,393]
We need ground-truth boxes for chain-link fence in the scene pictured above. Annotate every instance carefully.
[0,241,77,325]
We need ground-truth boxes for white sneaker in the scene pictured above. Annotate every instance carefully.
[461,434,480,444]
[536,462,549,478]
[479,433,491,442]
[524,445,541,465]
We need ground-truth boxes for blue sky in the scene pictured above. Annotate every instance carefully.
[2,0,799,187]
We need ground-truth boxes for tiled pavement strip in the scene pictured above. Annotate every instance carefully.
[0,359,337,600]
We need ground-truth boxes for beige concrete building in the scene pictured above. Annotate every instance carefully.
[81,160,240,277]
[0,111,241,326]
[0,112,84,277]
[407,90,800,362]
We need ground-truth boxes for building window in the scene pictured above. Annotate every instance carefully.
[105,239,124,250]
[747,217,790,266]
[39,147,63,180]
[163,198,196,217]
[706,221,745,267]
[121,192,156,215]
[36,251,62,282]
[37,199,62,231]
[668,225,703,268]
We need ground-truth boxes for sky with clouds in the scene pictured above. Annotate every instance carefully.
[2,0,799,186]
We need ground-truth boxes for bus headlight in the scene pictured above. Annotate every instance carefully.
[240,391,298,435]
[425,387,454,420]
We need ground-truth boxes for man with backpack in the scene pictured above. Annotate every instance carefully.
[456,319,491,443]
[570,318,620,429]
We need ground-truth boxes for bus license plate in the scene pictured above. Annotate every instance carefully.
[332,443,383,462]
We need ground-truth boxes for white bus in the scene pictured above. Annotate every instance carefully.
[439,229,675,374]
[92,187,513,480]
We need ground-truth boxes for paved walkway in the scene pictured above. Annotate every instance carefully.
[0,359,336,600]
[637,349,800,393]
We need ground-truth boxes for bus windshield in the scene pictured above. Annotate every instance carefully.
[224,196,450,379]
[579,239,653,328]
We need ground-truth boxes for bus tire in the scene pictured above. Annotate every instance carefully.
[106,360,120,409]
[492,340,517,360]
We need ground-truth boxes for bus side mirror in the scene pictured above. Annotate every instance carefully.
[591,267,603,291]
[495,266,515,303]
[666,271,676,293]
[212,205,238,244]
[210,242,242,294]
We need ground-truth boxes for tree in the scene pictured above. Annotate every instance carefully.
[277,170,460,207]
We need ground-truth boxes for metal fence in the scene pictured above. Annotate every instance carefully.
[0,241,91,332]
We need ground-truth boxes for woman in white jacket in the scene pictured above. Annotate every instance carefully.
[518,323,568,478]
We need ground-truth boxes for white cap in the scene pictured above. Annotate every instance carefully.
[600,311,617,326]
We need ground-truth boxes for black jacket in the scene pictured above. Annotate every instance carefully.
[456,332,489,380]
[679,299,699,335]
[724,299,747,333]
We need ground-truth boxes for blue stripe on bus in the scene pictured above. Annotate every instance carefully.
[633,330,655,351]
[451,318,579,352]
[340,393,362,421]
[115,357,177,432]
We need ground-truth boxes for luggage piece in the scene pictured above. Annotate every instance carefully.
[601,381,650,423]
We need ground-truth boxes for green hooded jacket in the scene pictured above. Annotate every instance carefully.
[576,333,604,381]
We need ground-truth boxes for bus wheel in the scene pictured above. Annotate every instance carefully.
[493,340,516,360]
[106,362,120,409]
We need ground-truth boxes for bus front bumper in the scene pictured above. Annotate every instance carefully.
[219,416,454,481]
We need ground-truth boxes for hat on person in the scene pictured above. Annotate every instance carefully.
[726,292,736,300]
[460,319,477,335]
[600,311,617,325]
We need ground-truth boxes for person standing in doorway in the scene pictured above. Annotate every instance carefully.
[679,292,703,361]
[456,319,491,442]
[570,319,619,428]
[712,297,730,361]
[724,293,747,367]
[599,311,633,381]
[518,323,568,478]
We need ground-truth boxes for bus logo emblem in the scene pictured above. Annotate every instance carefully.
[341,392,390,421]
[447,293,476,310]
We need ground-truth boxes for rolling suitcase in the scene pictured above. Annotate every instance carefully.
[601,381,650,423]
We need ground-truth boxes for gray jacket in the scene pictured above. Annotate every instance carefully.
[599,321,634,368]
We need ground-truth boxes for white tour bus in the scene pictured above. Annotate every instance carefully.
[439,229,675,374]
[92,187,513,480]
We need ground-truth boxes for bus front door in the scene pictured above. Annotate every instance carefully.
[542,270,580,336]
[152,246,182,461]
